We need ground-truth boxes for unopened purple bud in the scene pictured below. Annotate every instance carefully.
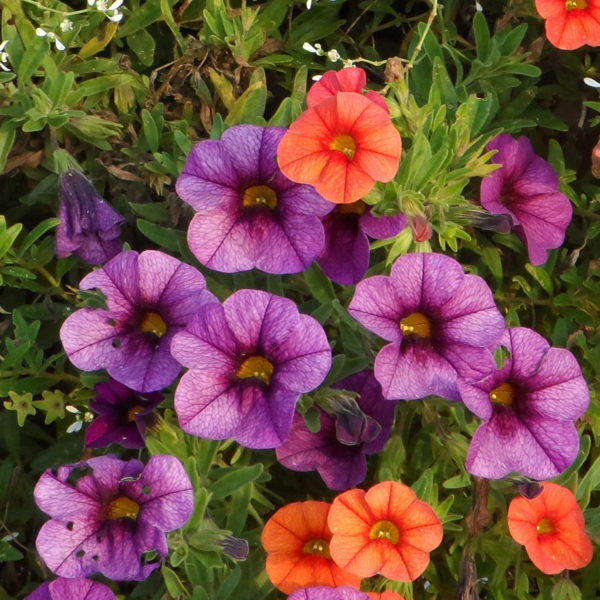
[219,535,249,561]
[331,395,381,446]
[465,209,513,234]
[514,478,544,500]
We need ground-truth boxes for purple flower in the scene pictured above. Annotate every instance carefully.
[480,134,572,266]
[171,289,332,448]
[25,578,116,600]
[176,124,333,274]
[317,201,406,285]
[348,253,505,401]
[461,327,589,480]
[60,250,217,393]
[288,587,371,600]
[276,371,396,490]
[34,455,193,581]
[86,379,162,449]
[56,170,124,265]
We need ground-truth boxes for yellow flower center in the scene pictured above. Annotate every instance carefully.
[536,517,555,535]
[127,405,144,422]
[140,312,167,337]
[565,0,588,10]
[400,312,432,338]
[236,355,274,385]
[302,538,331,559]
[330,134,356,160]
[335,200,368,215]
[243,185,277,209]
[489,382,515,406]
[105,496,140,520]
[369,520,400,544]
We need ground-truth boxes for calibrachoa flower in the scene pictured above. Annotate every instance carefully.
[288,587,370,600]
[480,134,572,266]
[34,455,193,580]
[176,125,332,274]
[261,501,361,593]
[349,253,505,401]
[60,250,216,393]
[318,201,406,285]
[85,378,162,449]
[56,170,124,265]
[171,289,331,448]
[460,327,589,480]
[507,482,593,574]
[535,0,600,50]
[328,481,443,581]
[277,87,402,204]
[276,371,397,490]
[367,592,405,600]
[25,578,116,600]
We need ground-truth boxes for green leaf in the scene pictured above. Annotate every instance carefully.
[129,201,169,223]
[0,217,22,258]
[525,263,554,295]
[0,540,23,562]
[15,39,46,83]
[136,219,184,251]
[160,0,186,49]
[211,464,263,499]
[162,565,189,598]
[16,218,59,259]
[303,263,335,304]
[473,11,491,62]
[214,566,242,600]
[127,29,156,66]
[0,124,16,172]
[141,108,159,153]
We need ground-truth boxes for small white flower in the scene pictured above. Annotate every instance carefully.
[66,420,83,433]
[60,19,74,32]
[109,0,124,9]
[35,27,48,37]
[96,0,108,9]
[65,404,80,414]
[306,0,313,8]
[0,40,10,72]
[475,1,483,11]
[311,74,323,81]
[302,42,319,54]
[35,28,66,50]
[326,49,340,62]
[88,0,96,5]
[107,11,124,22]
[584,77,600,89]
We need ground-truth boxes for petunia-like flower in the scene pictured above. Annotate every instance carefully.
[348,253,505,401]
[56,170,124,265]
[85,378,162,449]
[25,578,116,600]
[176,125,332,274]
[328,481,443,581]
[507,482,593,574]
[277,90,402,205]
[367,592,405,600]
[480,134,572,266]
[171,289,331,449]
[60,250,216,393]
[288,587,370,600]
[318,201,406,285]
[460,327,589,480]
[534,0,600,50]
[261,501,362,594]
[34,454,193,580]
[276,371,397,490]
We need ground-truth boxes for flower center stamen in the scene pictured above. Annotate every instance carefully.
[140,312,167,337]
[330,134,356,160]
[369,520,400,544]
[243,185,277,209]
[236,355,274,385]
[302,538,331,559]
[106,496,139,520]
[536,517,555,535]
[127,405,144,422]
[400,312,432,338]
[565,0,588,10]
[489,382,515,406]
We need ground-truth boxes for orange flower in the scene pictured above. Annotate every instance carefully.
[277,92,402,204]
[535,0,600,50]
[261,500,362,594]
[327,481,443,581]
[507,482,593,574]
[367,591,406,600]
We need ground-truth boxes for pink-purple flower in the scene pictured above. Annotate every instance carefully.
[176,124,333,274]
[86,379,162,449]
[171,289,332,448]
[276,371,396,490]
[288,587,371,600]
[25,578,116,600]
[34,455,193,581]
[480,134,572,266]
[60,250,216,393]
[56,170,124,265]
[348,253,505,401]
[461,327,589,480]
[318,201,406,285]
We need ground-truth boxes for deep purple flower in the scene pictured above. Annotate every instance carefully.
[34,455,193,581]
[288,587,371,600]
[56,170,124,265]
[86,379,162,449]
[348,253,505,401]
[25,578,116,600]
[480,134,572,266]
[276,371,396,490]
[461,327,589,480]
[317,201,406,285]
[176,124,333,274]
[60,250,217,393]
[171,289,332,448]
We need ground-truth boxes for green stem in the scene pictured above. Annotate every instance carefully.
[406,0,438,70]
[0,368,81,384]
[21,0,89,16]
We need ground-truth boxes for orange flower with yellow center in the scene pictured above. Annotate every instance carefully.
[261,500,362,594]
[507,482,593,574]
[535,0,600,50]
[367,592,406,600]
[328,481,443,581]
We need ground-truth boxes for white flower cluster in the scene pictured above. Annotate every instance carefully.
[88,0,124,22]
[0,40,10,72]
